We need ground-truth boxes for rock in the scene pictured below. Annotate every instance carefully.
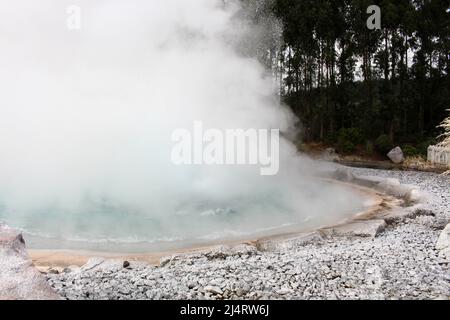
[230,244,258,257]
[355,174,425,204]
[333,168,355,182]
[323,148,340,162]
[382,209,413,224]
[381,205,432,224]
[47,268,60,275]
[376,179,420,202]
[322,220,387,238]
[0,224,61,300]
[257,232,323,251]
[276,288,292,295]
[204,285,223,295]
[159,256,172,267]
[387,147,404,164]
[205,245,232,260]
[235,288,248,297]
[81,257,106,271]
[436,224,450,260]
[0,223,27,257]
[63,265,81,274]
[119,286,131,295]
[123,261,131,269]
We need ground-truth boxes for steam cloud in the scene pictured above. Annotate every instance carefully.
[0,0,365,249]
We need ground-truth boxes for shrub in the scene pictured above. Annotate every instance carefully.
[365,141,374,156]
[340,140,356,154]
[336,128,364,154]
[325,132,338,145]
[374,134,393,154]
[417,137,437,156]
[402,144,419,157]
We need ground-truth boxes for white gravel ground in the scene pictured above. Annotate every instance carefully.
[46,167,450,300]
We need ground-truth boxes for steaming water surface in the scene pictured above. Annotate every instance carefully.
[0,1,371,252]
[0,179,371,252]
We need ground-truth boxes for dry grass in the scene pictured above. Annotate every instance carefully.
[438,110,450,174]
[440,112,450,148]
[403,156,435,170]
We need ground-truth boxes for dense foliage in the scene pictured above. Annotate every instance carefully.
[244,0,449,155]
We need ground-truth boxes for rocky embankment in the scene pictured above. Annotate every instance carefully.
[43,167,449,300]
[0,223,60,300]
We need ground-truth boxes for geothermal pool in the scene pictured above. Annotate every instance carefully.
[0,179,374,253]
[0,2,375,254]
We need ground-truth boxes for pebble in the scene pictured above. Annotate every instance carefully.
[46,167,450,300]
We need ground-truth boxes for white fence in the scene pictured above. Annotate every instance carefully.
[428,144,450,166]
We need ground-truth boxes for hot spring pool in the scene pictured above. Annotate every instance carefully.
[0,179,375,253]
[0,1,378,255]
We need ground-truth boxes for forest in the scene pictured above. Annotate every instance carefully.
[243,0,449,157]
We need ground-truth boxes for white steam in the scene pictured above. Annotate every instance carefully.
[0,0,365,249]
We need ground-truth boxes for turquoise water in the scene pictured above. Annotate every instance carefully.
[0,181,369,253]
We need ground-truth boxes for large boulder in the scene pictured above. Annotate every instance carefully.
[387,146,404,164]
[436,223,450,260]
[321,219,387,238]
[0,223,61,300]
[323,148,340,162]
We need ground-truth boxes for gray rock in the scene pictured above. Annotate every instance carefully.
[64,265,81,274]
[204,285,223,295]
[159,256,172,267]
[81,257,106,271]
[436,223,450,260]
[387,146,404,164]
[276,287,292,295]
[322,219,387,238]
[257,232,323,251]
[323,148,340,162]
[0,224,61,300]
